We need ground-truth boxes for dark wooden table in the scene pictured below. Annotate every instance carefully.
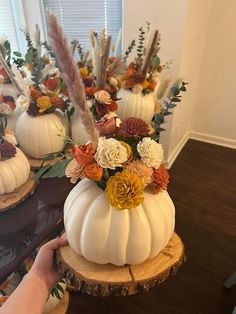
[0,177,73,283]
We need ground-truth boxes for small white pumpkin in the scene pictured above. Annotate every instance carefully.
[43,282,66,314]
[15,111,67,159]
[64,179,175,266]
[116,88,156,124]
[0,147,30,194]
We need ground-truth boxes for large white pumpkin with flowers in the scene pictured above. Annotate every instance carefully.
[64,130,175,266]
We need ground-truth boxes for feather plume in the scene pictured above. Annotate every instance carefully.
[47,12,99,147]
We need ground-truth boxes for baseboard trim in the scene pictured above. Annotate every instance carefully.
[189,131,236,149]
[164,131,189,169]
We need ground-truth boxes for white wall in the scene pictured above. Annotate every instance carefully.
[123,0,188,160]
[190,0,236,148]
[167,0,214,165]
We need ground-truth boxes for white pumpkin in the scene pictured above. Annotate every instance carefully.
[15,110,67,159]
[116,88,156,124]
[0,147,30,194]
[43,282,66,314]
[64,179,175,266]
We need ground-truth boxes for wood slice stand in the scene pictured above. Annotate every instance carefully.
[48,291,70,314]
[57,233,185,297]
[28,156,59,170]
[0,172,38,212]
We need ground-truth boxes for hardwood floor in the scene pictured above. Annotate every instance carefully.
[68,140,236,314]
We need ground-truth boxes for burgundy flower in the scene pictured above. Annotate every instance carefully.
[0,140,16,160]
[133,72,145,84]
[83,76,93,87]
[27,103,41,117]
[119,117,149,139]
[95,102,109,117]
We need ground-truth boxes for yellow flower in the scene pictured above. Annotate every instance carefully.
[119,141,133,163]
[80,67,89,77]
[105,170,144,210]
[141,80,149,89]
[36,96,52,113]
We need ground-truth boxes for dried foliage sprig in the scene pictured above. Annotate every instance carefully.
[142,30,159,76]
[47,12,99,147]
[123,39,135,62]
[0,53,24,95]
[152,81,188,133]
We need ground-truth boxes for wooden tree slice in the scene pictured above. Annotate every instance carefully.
[28,156,60,170]
[56,233,185,297]
[48,291,70,314]
[0,172,38,212]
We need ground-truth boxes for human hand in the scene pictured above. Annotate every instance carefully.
[29,237,68,294]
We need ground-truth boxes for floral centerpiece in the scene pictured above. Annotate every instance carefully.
[0,97,30,195]
[116,24,166,124]
[0,29,72,160]
[42,12,176,266]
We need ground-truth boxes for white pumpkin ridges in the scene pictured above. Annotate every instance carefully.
[64,180,176,266]
[125,205,152,265]
[16,111,67,159]
[107,208,130,266]
[81,192,112,264]
[0,148,30,194]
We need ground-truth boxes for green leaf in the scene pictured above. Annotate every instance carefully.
[170,86,180,96]
[54,288,61,300]
[151,55,160,69]
[32,164,51,181]
[25,51,33,64]
[168,103,177,108]
[42,161,63,178]
[180,86,186,91]
[171,97,181,102]
[13,51,22,57]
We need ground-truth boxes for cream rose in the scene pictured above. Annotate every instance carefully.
[16,95,30,108]
[94,90,112,104]
[95,137,128,169]
[4,134,18,146]
[137,137,164,169]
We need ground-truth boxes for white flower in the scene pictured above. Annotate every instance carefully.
[4,134,18,146]
[95,137,128,169]
[137,137,164,169]
[132,84,143,94]
[16,95,30,108]
[94,90,112,104]
[0,103,14,115]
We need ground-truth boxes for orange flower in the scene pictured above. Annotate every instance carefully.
[108,101,118,111]
[85,87,99,97]
[30,87,42,100]
[51,96,65,111]
[148,81,157,92]
[126,62,135,77]
[44,78,58,91]
[75,143,96,167]
[152,164,169,193]
[83,162,103,181]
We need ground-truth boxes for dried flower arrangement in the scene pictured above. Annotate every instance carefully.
[33,13,170,211]
[119,23,162,95]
